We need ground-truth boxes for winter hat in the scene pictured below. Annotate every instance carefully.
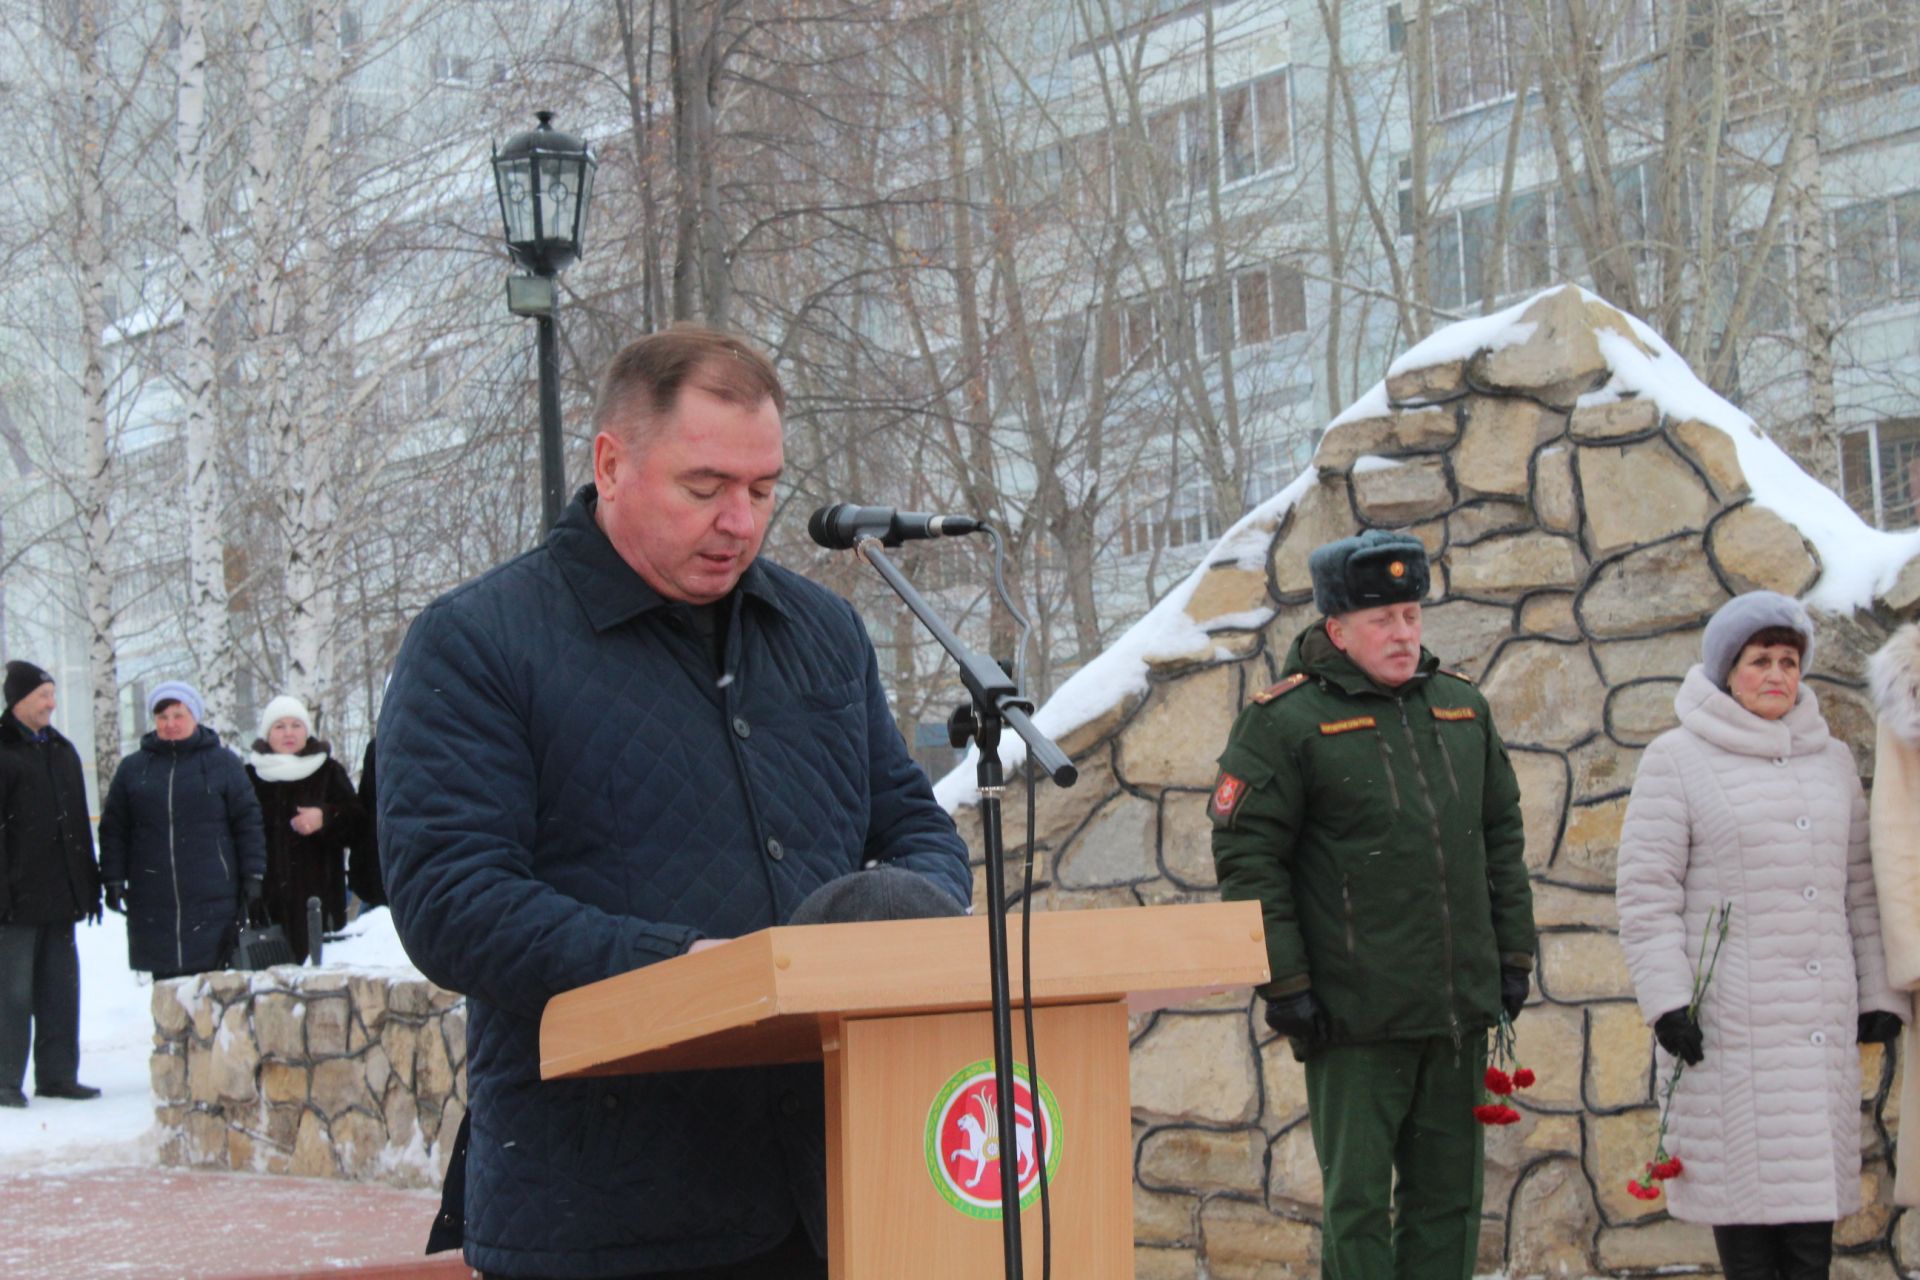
[1308,529,1430,617]
[786,866,968,926]
[4,660,53,710]
[258,695,314,745]
[147,679,206,724]
[1702,591,1815,688]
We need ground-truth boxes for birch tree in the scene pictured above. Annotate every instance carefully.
[175,0,237,738]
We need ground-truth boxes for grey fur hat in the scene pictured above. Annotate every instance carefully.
[1308,529,1430,616]
[1701,590,1815,688]
[787,865,968,926]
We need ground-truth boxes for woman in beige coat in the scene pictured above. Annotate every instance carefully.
[1869,622,1920,1208]
[1617,591,1904,1279]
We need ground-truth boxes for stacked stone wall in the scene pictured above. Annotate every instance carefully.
[150,967,465,1189]
[953,288,1919,1277]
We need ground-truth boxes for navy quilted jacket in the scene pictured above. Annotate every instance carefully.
[379,489,971,1279]
[99,726,265,975]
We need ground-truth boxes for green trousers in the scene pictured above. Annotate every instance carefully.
[1303,1036,1486,1280]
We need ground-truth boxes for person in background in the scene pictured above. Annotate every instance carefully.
[1617,591,1903,1278]
[1868,622,1920,1211]
[0,661,102,1108]
[244,695,362,963]
[1209,530,1535,1280]
[349,735,384,908]
[99,681,266,979]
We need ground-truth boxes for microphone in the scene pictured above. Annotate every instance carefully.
[807,503,986,549]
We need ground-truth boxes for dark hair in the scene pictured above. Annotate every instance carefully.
[591,325,785,446]
[1738,626,1808,663]
[152,698,183,715]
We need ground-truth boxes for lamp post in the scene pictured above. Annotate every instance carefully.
[492,111,597,531]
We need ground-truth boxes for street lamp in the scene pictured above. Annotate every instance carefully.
[492,110,597,530]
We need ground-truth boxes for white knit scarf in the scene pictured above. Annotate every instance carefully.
[248,749,329,783]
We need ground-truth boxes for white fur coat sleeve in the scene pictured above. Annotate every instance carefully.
[1870,624,1920,992]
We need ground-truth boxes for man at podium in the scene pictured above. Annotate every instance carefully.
[1208,531,1536,1279]
[378,327,971,1279]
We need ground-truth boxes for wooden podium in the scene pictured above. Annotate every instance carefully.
[540,901,1268,1279]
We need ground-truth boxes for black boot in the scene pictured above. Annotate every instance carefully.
[1712,1224,1780,1280]
[0,1086,26,1109]
[1774,1221,1833,1280]
[36,1081,101,1100]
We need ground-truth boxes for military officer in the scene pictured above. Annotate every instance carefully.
[1210,529,1536,1279]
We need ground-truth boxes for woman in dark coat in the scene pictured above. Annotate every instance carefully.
[98,681,266,978]
[244,695,361,962]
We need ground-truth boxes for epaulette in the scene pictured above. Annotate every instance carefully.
[1436,668,1476,685]
[1252,674,1309,704]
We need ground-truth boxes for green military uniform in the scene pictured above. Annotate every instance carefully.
[1210,533,1534,1280]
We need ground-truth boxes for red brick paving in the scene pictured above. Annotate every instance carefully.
[0,1166,475,1279]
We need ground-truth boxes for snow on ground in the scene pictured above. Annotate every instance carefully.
[0,906,418,1175]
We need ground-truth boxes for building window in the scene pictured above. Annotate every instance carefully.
[1833,191,1920,312]
[1434,0,1653,114]
[1830,0,1920,92]
[432,52,473,84]
[1843,417,1920,529]
[1729,230,1793,332]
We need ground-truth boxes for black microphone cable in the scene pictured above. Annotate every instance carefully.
[982,522,1052,1280]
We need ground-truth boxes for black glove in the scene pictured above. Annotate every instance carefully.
[1859,1011,1904,1045]
[86,899,102,925]
[103,881,125,915]
[1263,991,1331,1047]
[1500,965,1531,1021]
[243,877,265,913]
[1654,1007,1704,1066]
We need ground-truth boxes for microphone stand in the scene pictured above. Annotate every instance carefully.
[851,535,1075,1279]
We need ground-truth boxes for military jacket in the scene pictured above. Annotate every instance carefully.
[1210,622,1535,1045]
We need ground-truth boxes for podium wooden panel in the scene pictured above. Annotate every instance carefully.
[541,901,1268,1279]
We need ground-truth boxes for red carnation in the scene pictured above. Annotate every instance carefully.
[1512,1068,1535,1089]
[1493,1104,1521,1125]
[1626,1179,1663,1201]
[1484,1067,1513,1096]
[1472,1104,1506,1125]
[1652,1157,1684,1180]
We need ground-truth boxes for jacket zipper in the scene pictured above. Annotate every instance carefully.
[1341,875,1357,957]
[167,755,184,972]
[1398,696,1460,1049]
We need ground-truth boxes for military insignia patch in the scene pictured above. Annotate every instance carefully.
[1210,772,1249,828]
[1432,706,1477,722]
[1319,716,1377,735]
[1253,674,1307,704]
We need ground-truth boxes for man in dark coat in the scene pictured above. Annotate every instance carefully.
[380,327,971,1280]
[0,660,103,1107]
[1210,531,1536,1279]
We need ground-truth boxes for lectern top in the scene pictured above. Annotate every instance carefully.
[540,900,1268,1079]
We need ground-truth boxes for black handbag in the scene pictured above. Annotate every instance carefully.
[229,918,297,969]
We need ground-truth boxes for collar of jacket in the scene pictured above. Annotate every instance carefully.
[141,724,221,755]
[1285,618,1438,698]
[0,710,55,747]
[546,484,795,633]
[1674,663,1830,758]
